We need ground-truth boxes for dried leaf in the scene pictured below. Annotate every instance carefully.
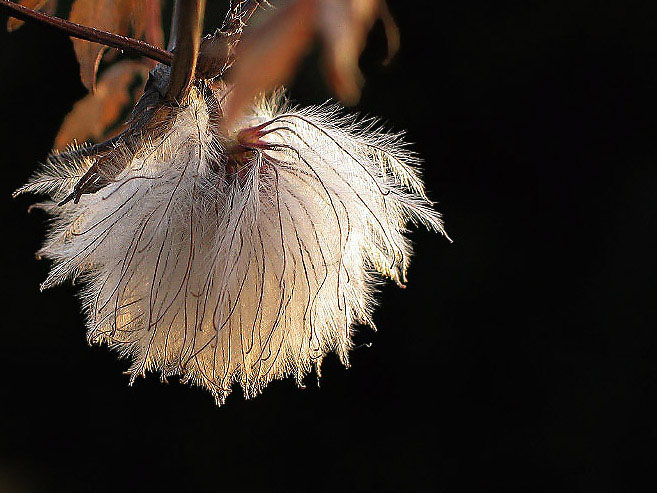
[57,72,175,205]
[136,0,164,49]
[317,0,378,104]
[54,60,149,150]
[318,0,398,104]
[222,0,399,118]
[223,0,318,128]
[196,34,232,79]
[69,0,159,91]
[196,1,264,80]
[6,0,57,32]
[379,1,400,65]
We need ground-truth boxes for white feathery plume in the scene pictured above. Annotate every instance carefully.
[16,85,447,405]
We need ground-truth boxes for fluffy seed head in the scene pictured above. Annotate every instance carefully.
[16,84,447,404]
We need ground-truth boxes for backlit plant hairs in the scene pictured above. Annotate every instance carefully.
[7,0,449,405]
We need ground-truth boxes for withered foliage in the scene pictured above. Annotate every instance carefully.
[69,0,161,91]
[7,0,397,146]
[6,0,56,32]
[224,0,399,123]
[54,60,150,150]
[7,0,164,149]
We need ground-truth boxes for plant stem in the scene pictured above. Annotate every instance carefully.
[0,0,172,66]
[165,0,206,101]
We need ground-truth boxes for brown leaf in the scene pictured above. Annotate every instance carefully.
[69,0,160,91]
[196,34,232,80]
[318,0,398,104]
[54,60,149,150]
[134,0,164,49]
[318,0,377,104]
[223,0,319,128]
[379,1,400,65]
[196,1,267,80]
[6,0,57,32]
[58,76,174,205]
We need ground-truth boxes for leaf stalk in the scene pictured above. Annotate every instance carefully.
[0,0,172,66]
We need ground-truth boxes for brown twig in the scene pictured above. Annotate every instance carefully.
[0,0,263,84]
[165,0,206,101]
[0,0,172,66]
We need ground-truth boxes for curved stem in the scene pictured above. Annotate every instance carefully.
[165,0,206,101]
[0,0,172,66]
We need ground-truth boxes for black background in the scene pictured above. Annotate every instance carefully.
[1,1,657,491]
